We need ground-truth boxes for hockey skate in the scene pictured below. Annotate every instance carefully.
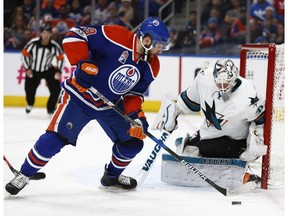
[100,169,137,190]
[243,173,261,185]
[25,105,33,114]
[5,172,29,195]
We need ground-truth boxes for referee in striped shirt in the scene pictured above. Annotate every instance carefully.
[22,23,64,115]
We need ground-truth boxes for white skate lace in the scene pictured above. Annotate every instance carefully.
[11,173,29,189]
[118,175,131,185]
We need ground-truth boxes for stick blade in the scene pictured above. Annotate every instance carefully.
[226,181,257,196]
[30,172,46,180]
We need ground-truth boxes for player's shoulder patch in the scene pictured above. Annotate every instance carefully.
[80,26,97,36]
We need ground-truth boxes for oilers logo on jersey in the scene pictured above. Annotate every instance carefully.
[108,65,140,94]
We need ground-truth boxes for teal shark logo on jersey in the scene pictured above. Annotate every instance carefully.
[249,96,259,107]
[202,100,224,130]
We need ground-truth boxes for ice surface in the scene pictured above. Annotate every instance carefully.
[3,108,285,216]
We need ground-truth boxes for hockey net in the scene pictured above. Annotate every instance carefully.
[240,43,285,189]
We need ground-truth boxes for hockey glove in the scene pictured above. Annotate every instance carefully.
[71,60,99,93]
[128,111,149,140]
[240,122,267,162]
[160,99,180,133]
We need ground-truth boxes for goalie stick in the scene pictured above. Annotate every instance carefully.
[90,86,256,196]
[3,155,46,180]
[135,130,171,186]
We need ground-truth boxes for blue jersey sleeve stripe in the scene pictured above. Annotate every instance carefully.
[180,91,200,112]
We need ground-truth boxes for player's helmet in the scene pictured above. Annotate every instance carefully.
[213,59,238,101]
[137,17,170,51]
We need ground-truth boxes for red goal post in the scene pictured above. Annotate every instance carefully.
[240,43,285,189]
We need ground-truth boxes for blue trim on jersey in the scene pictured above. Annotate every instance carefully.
[162,154,247,168]
[180,90,200,112]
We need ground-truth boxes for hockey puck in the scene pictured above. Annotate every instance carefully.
[232,201,242,205]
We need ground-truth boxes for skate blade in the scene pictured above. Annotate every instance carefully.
[98,185,136,192]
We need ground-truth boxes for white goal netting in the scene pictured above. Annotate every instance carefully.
[240,44,285,189]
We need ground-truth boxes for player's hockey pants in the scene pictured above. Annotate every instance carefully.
[20,93,144,177]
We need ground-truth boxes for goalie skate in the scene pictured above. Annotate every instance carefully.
[5,172,29,195]
[100,169,137,190]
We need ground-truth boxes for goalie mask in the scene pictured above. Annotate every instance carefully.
[137,16,170,60]
[213,59,238,101]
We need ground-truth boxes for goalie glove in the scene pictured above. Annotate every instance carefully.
[128,111,149,140]
[160,99,180,133]
[240,122,267,162]
[71,60,99,93]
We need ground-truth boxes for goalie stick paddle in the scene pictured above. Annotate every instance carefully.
[135,130,171,186]
[90,87,256,196]
[3,155,46,180]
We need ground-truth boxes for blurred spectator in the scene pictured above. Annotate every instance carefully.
[186,10,197,31]
[93,0,109,25]
[67,0,90,8]
[201,0,226,25]
[209,7,223,27]
[137,0,164,17]
[223,0,242,36]
[168,27,179,49]
[104,2,132,29]
[224,0,242,24]
[249,16,264,43]
[118,0,134,28]
[272,22,284,44]
[42,0,67,10]
[68,0,84,25]
[41,0,60,19]
[27,7,53,37]
[230,7,246,43]
[51,27,63,46]
[5,15,27,50]
[250,0,274,21]
[182,10,198,46]
[261,6,277,40]
[274,0,284,23]
[17,28,33,50]
[10,7,25,26]
[199,17,223,48]
[22,0,35,24]
[80,6,92,25]
[50,4,76,38]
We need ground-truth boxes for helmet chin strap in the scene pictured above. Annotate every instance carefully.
[140,36,153,61]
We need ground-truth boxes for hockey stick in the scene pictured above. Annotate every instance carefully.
[90,87,256,196]
[3,155,46,180]
[135,130,171,186]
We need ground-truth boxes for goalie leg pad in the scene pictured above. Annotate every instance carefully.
[161,154,247,188]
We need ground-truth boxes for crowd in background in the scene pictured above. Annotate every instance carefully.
[169,0,284,53]
[4,0,285,54]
